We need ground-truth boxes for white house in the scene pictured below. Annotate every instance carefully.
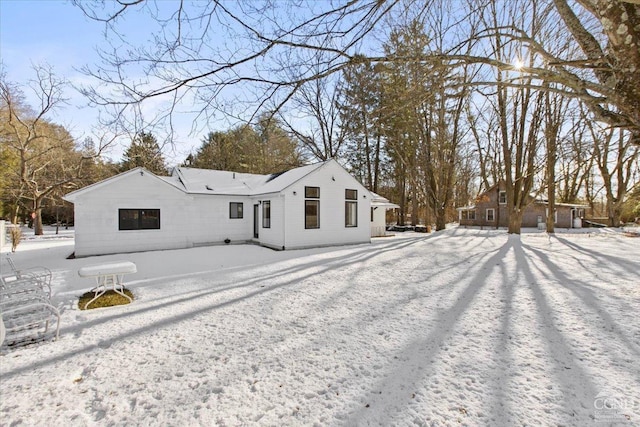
[64,159,374,257]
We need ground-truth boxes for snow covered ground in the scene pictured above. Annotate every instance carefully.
[1,226,639,426]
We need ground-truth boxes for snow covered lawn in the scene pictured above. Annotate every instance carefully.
[1,227,639,426]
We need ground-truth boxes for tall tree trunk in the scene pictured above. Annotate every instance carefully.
[435,206,446,231]
[508,208,524,234]
[33,198,44,236]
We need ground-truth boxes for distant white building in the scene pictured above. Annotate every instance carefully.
[64,159,375,257]
[370,193,399,237]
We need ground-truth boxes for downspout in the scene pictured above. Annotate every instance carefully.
[496,186,500,230]
[281,193,286,250]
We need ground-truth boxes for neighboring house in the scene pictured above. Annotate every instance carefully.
[370,193,399,237]
[64,159,373,257]
[457,182,588,229]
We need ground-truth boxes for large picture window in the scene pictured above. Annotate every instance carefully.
[262,201,271,228]
[230,202,243,219]
[345,189,358,227]
[119,209,160,230]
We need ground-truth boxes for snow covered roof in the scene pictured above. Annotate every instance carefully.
[63,167,184,202]
[370,192,400,209]
[65,159,355,200]
[172,167,269,195]
[171,161,331,196]
[251,162,327,195]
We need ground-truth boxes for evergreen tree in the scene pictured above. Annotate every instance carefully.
[185,117,302,174]
[121,132,167,175]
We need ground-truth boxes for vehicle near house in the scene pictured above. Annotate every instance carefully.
[64,159,374,257]
[456,182,588,229]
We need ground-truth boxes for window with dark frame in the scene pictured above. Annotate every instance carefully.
[304,186,320,229]
[262,201,271,228]
[345,189,358,227]
[305,186,320,198]
[119,209,160,230]
[305,200,319,229]
[230,202,243,219]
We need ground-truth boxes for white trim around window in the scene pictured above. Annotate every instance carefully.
[486,208,495,222]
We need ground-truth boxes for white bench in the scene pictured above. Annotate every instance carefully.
[78,261,137,309]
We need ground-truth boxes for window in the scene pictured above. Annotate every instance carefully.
[304,186,320,229]
[371,207,375,222]
[305,200,320,229]
[119,209,160,230]
[345,189,358,227]
[461,210,476,220]
[486,208,495,222]
[230,202,243,219]
[499,191,507,204]
[305,186,320,198]
[345,189,358,200]
[262,201,271,228]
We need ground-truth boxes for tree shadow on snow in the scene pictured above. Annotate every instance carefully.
[0,235,431,379]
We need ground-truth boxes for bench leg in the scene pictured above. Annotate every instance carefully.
[84,274,133,309]
[84,276,108,310]
[113,274,133,303]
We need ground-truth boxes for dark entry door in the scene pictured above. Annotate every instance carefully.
[253,204,259,238]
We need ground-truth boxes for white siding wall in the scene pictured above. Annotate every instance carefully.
[371,206,387,237]
[184,195,254,245]
[73,173,189,257]
[280,162,371,249]
[252,195,284,250]
[72,173,255,257]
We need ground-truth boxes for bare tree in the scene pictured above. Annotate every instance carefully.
[72,0,640,143]
[0,66,114,235]
[279,74,345,162]
[542,88,571,233]
[556,116,594,203]
[586,110,639,226]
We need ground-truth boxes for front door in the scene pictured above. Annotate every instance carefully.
[253,204,259,238]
